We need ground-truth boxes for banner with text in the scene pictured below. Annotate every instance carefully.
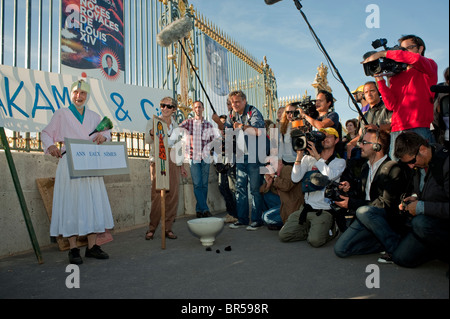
[61,0,125,83]
[0,64,171,132]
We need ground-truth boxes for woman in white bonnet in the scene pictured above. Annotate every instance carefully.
[41,76,114,265]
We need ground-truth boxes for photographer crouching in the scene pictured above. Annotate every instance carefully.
[334,128,409,262]
[278,127,346,247]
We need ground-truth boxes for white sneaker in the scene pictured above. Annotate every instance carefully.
[377,253,393,264]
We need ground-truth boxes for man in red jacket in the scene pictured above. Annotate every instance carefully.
[363,35,438,160]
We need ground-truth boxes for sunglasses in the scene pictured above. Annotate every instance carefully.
[358,140,374,147]
[285,111,296,115]
[160,103,175,109]
[401,148,420,165]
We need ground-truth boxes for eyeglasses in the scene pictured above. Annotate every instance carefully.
[402,44,418,51]
[358,140,374,147]
[401,148,420,165]
[285,111,296,115]
[160,103,175,109]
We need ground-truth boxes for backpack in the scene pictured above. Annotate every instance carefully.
[300,153,336,192]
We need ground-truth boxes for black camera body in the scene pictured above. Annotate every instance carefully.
[291,97,319,120]
[291,129,325,155]
[324,181,345,202]
[324,180,348,213]
[363,38,408,77]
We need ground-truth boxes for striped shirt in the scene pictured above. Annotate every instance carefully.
[179,118,220,161]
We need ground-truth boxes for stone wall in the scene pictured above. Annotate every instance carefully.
[0,151,226,257]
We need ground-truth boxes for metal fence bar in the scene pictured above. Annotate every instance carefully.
[1,0,278,155]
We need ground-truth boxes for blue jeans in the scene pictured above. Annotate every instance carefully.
[189,159,210,213]
[235,157,263,225]
[262,207,283,227]
[334,206,401,257]
[393,215,450,268]
[263,191,281,211]
[390,127,435,160]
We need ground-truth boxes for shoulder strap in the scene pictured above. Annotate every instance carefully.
[325,153,336,166]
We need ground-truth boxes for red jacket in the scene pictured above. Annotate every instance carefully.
[376,50,438,132]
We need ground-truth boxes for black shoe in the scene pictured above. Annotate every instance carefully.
[229,222,246,229]
[68,248,83,265]
[85,245,109,259]
[196,212,203,218]
[246,222,263,231]
[203,211,212,217]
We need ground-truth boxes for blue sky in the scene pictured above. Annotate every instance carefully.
[189,0,449,123]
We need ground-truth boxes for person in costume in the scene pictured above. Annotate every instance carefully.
[41,77,114,265]
[144,97,188,240]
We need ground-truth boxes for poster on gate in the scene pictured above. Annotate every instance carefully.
[204,35,230,118]
[60,0,125,83]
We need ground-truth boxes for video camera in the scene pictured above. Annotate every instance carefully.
[363,38,408,77]
[288,96,325,155]
[290,96,319,120]
[291,130,325,155]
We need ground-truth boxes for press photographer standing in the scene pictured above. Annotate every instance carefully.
[299,90,341,138]
[363,35,438,159]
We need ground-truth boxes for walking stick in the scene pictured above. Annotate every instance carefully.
[161,190,166,250]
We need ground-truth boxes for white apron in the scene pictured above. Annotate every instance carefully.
[50,155,114,237]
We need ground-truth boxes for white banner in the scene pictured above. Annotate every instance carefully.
[0,64,172,132]
[65,138,129,177]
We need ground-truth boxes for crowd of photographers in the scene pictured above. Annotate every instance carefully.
[210,34,449,269]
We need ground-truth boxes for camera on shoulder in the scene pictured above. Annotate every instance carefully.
[363,38,407,77]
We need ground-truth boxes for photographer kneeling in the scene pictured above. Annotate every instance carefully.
[334,128,409,261]
[279,127,346,247]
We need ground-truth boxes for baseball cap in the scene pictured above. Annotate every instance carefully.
[351,85,364,94]
[319,127,339,138]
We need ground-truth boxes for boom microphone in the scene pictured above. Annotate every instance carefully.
[157,16,217,114]
[264,0,283,4]
[157,16,193,47]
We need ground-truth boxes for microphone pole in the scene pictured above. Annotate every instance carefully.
[293,0,368,125]
[177,39,217,114]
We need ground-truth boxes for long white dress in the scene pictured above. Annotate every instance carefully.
[41,107,114,237]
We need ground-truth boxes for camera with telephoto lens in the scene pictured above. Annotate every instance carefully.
[290,130,326,155]
[363,38,408,77]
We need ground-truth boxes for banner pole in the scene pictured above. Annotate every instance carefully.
[0,127,43,264]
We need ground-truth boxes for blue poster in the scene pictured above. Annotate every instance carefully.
[204,35,229,97]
